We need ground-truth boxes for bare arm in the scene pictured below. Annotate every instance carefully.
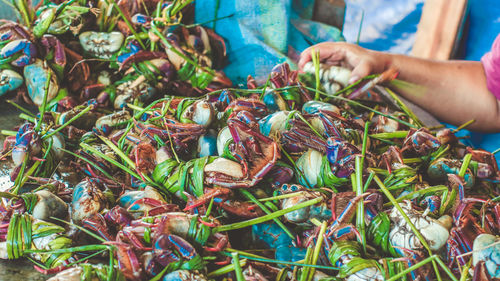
[298,42,500,132]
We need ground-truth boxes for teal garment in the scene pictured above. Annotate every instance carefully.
[194,0,344,85]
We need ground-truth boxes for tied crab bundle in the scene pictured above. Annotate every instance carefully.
[0,0,499,280]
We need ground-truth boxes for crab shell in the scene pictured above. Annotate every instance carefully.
[32,190,68,221]
[216,126,232,156]
[259,111,290,137]
[162,270,207,281]
[346,267,384,281]
[24,59,59,106]
[204,157,244,179]
[46,267,83,281]
[154,212,194,239]
[95,110,132,134]
[303,62,352,94]
[472,234,500,278]
[302,100,340,115]
[117,186,166,216]
[0,39,37,67]
[296,149,323,187]
[180,100,215,127]
[197,132,218,157]
[280,184,331,225]
[262,90,288,113]
[71,179,112,224]
[0,69,23,96]
[79,31,124,59]
[389,202,450,252]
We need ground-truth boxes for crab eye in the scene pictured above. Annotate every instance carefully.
[282,184,288,191]
[290,185,298,192]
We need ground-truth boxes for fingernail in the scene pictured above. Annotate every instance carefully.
[348,75,360,85]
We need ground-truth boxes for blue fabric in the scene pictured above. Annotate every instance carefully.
[194,0,344,85]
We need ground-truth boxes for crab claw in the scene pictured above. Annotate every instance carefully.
[0,39,37,67]
[104,241,143,280]
[153,234,200,267]
[205,117,279,188]
[402,128,441,155]
[183,187,231,211]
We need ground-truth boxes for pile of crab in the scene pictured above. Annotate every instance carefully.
[0,0,499,280]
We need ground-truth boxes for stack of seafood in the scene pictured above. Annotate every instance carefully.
[0,0,498,280]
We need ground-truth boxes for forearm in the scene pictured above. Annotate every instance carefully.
[378,52,500,132]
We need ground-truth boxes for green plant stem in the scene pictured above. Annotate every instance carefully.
[59,148,116,182]
[42,105,92,140]
[213,197,322,232]
[98,135,158,186]
[231,253,245,281]
[490,146,500,155]
[207,258,246,277]
[311,49,321,100]
[373,174,443,281]
[24,244,109,254]
[386,255,436,281]
[224,248,339,270]
[302,246,314,281]
[369,131,408,139]
[51,217,106,242]
[19,113,36,123]
[6,100,35,117]
[80,142,142,180]
[65,249,107,268]
[363,171,374,192]
[281,147,313,189]
[258,191,305,202]
[108,0,146,49]
[35,71,52,132]
[1,130,17,136]
[434,255,460,281]
[239,189,294,239]
[302,85,417,128]
[307,221,327,281]
[458,154,472,178]
[356,10,364,45]
[385,87,423,127]
[12,156,29,194]
[452,119,475,133]
[132,97,169,120]
[355,156,366,253]
[293,111,325,140]
[383,185,448,207]
[149,264,169,281]
[361,122,370,157]
[459,260,471,281]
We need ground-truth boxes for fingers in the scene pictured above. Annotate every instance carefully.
[298,42,347,70]
[349,59,373,84]
[297,49,313,70]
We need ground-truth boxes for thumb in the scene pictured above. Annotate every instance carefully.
[348,60,373,84]
[298,50,313,70]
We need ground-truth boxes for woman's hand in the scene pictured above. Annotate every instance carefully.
[298,42,500,132]
[298,42,388,84]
